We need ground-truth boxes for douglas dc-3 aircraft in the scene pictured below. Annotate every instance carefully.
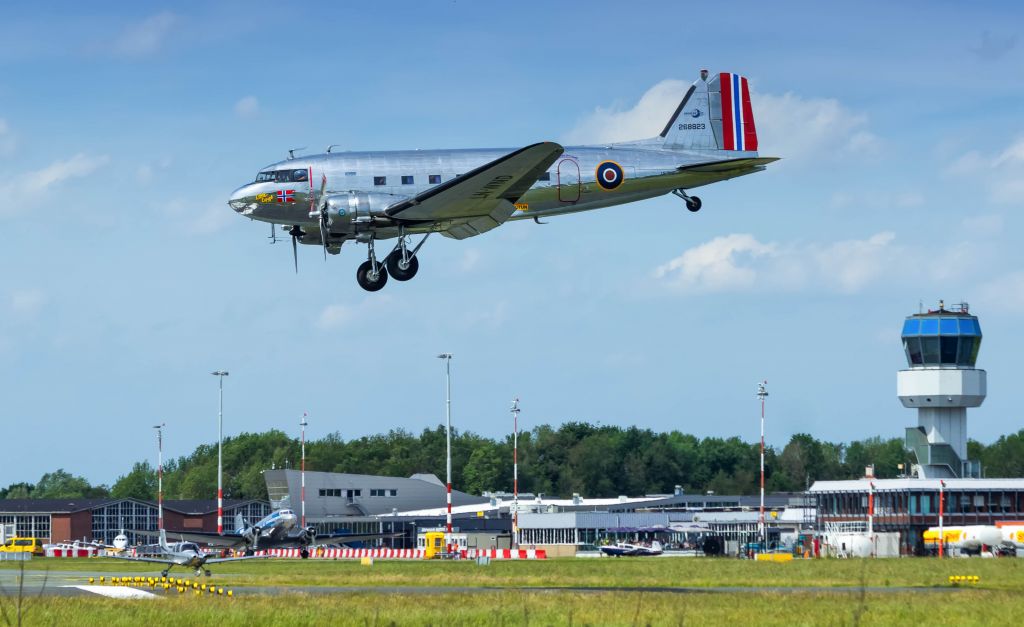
[228,70,777,291]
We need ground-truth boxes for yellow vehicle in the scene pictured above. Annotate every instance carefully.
[0,537,44,555]
[421,531,446,559]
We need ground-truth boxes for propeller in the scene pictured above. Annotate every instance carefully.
[288,226,304,273]
[317,173,329,260]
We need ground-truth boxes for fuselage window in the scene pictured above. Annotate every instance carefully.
[538,172,551,181]
[401,175,414,185]
[292,169,308,182]
[428,174,441,184]
[373,176,386,186]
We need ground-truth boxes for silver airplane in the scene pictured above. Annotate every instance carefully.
[228,69,777,291]
[111,529,264,577]
[134,508,393,558]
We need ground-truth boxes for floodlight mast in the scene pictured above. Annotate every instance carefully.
[153,423,165,531]
[437,353,453,551]
[756,381,768,552]
[511,398,521,550]
[211,370,229,534]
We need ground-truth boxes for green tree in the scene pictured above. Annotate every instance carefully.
[33,469,108,499]
[111,462,157,500]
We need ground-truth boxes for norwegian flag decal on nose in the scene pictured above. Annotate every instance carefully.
[277,189,295,203]
[719,73,758,151]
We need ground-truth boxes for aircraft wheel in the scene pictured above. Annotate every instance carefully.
[161,570,168,577]
[244,549,254,557]
[686,196,702,212]
[205,570,211,577]
[356,261,389,292]
[300,548,310,559]
[385,251,419,281]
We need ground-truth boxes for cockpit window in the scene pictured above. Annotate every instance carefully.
[255,169,310,183]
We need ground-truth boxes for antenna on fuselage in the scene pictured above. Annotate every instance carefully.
[287,147,306,160]
[326,144,343,153]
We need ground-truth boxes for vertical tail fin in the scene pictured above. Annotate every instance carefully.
[158,528,170,552]
[235,512,246,535]
[660,70,758,152]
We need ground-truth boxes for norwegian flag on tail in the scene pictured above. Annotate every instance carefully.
[719,73,758,151]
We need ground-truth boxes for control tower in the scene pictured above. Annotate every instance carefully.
[898,301,985,478]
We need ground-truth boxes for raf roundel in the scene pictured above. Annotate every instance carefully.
[595,161,624,191]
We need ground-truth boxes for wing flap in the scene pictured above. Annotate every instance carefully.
[387,142,563,222]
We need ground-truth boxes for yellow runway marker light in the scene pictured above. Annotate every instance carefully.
[88,577,94,584]
[227,590,233,597]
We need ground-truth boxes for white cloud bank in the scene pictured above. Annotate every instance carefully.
[562,79,879,161]
[111,12,178,56]
[234,96,260,118]
[654,231,906,294]
[946,137,1024,205]
[0,153,109,216]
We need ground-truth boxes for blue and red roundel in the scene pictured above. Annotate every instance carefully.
[595,161,624,191]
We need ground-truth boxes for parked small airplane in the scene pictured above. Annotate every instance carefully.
[134,509,391,558]
[111,529,263,577]
[228,69,777,291]
[599,541,664,557]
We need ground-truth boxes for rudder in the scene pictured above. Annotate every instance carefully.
[660,70,758,152]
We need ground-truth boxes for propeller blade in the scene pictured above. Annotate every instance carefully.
[318,173,329,260]
[292,235,298,273]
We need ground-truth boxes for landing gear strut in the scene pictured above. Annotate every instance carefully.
[672,188,702,212]
[356,238,388,292]
[385,230,429,282]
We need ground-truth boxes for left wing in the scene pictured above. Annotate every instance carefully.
[386,142,564,239]
[307,532,403,548]
[130,529,247,549]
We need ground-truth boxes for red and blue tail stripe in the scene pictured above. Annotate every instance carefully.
[720,73,758,151]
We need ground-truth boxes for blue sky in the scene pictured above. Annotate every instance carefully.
[1,1,1022,486]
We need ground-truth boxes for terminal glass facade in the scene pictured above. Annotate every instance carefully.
[91,500,157,546]
[0,514,51,540]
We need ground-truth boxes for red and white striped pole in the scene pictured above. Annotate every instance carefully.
[511,398,520,550]
[438,353,453,551]
[153,423,165,530]
[938,480,945,558]
[300,413,308,529]
[756,381,768,552]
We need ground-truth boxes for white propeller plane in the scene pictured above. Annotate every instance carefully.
[228,69,777,291]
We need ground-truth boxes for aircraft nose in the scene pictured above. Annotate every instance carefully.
[228,184,255,213]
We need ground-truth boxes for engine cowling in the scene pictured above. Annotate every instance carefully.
[323,192,406,234]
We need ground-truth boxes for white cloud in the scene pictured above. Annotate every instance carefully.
[561,78,878,161]
[234,96,260,118]
[0,153,109,216]
[946,137,1024,205]
[655,231,904,294]
[10,289,46,317]
[562,79,688,145]
[190,203,235,235]
[112,12,178,56]
[317,296,396,330]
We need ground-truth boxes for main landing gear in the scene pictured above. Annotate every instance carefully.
[672,188,702,212]
[355,230,429,292]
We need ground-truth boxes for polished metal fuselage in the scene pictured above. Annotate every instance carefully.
[229,140,761,240]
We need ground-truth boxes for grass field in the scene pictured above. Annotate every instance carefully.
[3,557,1023,625]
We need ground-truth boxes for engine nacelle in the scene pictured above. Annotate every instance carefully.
[324,192,406,234]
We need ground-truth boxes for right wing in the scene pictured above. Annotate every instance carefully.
[386,141,563,239]
[108,555,174,565]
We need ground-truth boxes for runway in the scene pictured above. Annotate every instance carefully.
[0,569,967,599]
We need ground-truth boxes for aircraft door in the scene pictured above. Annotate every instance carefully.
[557,159,580,203]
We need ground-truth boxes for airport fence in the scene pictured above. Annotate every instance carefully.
[0,552,31,562]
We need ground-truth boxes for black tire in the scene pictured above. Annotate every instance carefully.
[385,251,419,281]
[244,548,254,557]
[356,260,389,292]
[686,196,702,212]
[300,548,310,559]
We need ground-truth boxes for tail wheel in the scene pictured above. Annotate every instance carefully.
[686,196,702,212]
[385,251,419,281]
[356,260,389,292]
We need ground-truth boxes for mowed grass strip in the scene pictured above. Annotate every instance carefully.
[11,589,1024,626]
[4,557,1024,591]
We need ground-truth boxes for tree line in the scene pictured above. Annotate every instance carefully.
[4,425,1024,502]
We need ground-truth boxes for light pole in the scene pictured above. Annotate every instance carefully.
[939,479,946,558]
[756,381,768,552]
[211,370,229,534]
[511,397,521,551]
[153,423,165,531]
[437,353,453,550]
[300,412,308,529]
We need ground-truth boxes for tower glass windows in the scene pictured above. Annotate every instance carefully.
[901,315,982,367]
